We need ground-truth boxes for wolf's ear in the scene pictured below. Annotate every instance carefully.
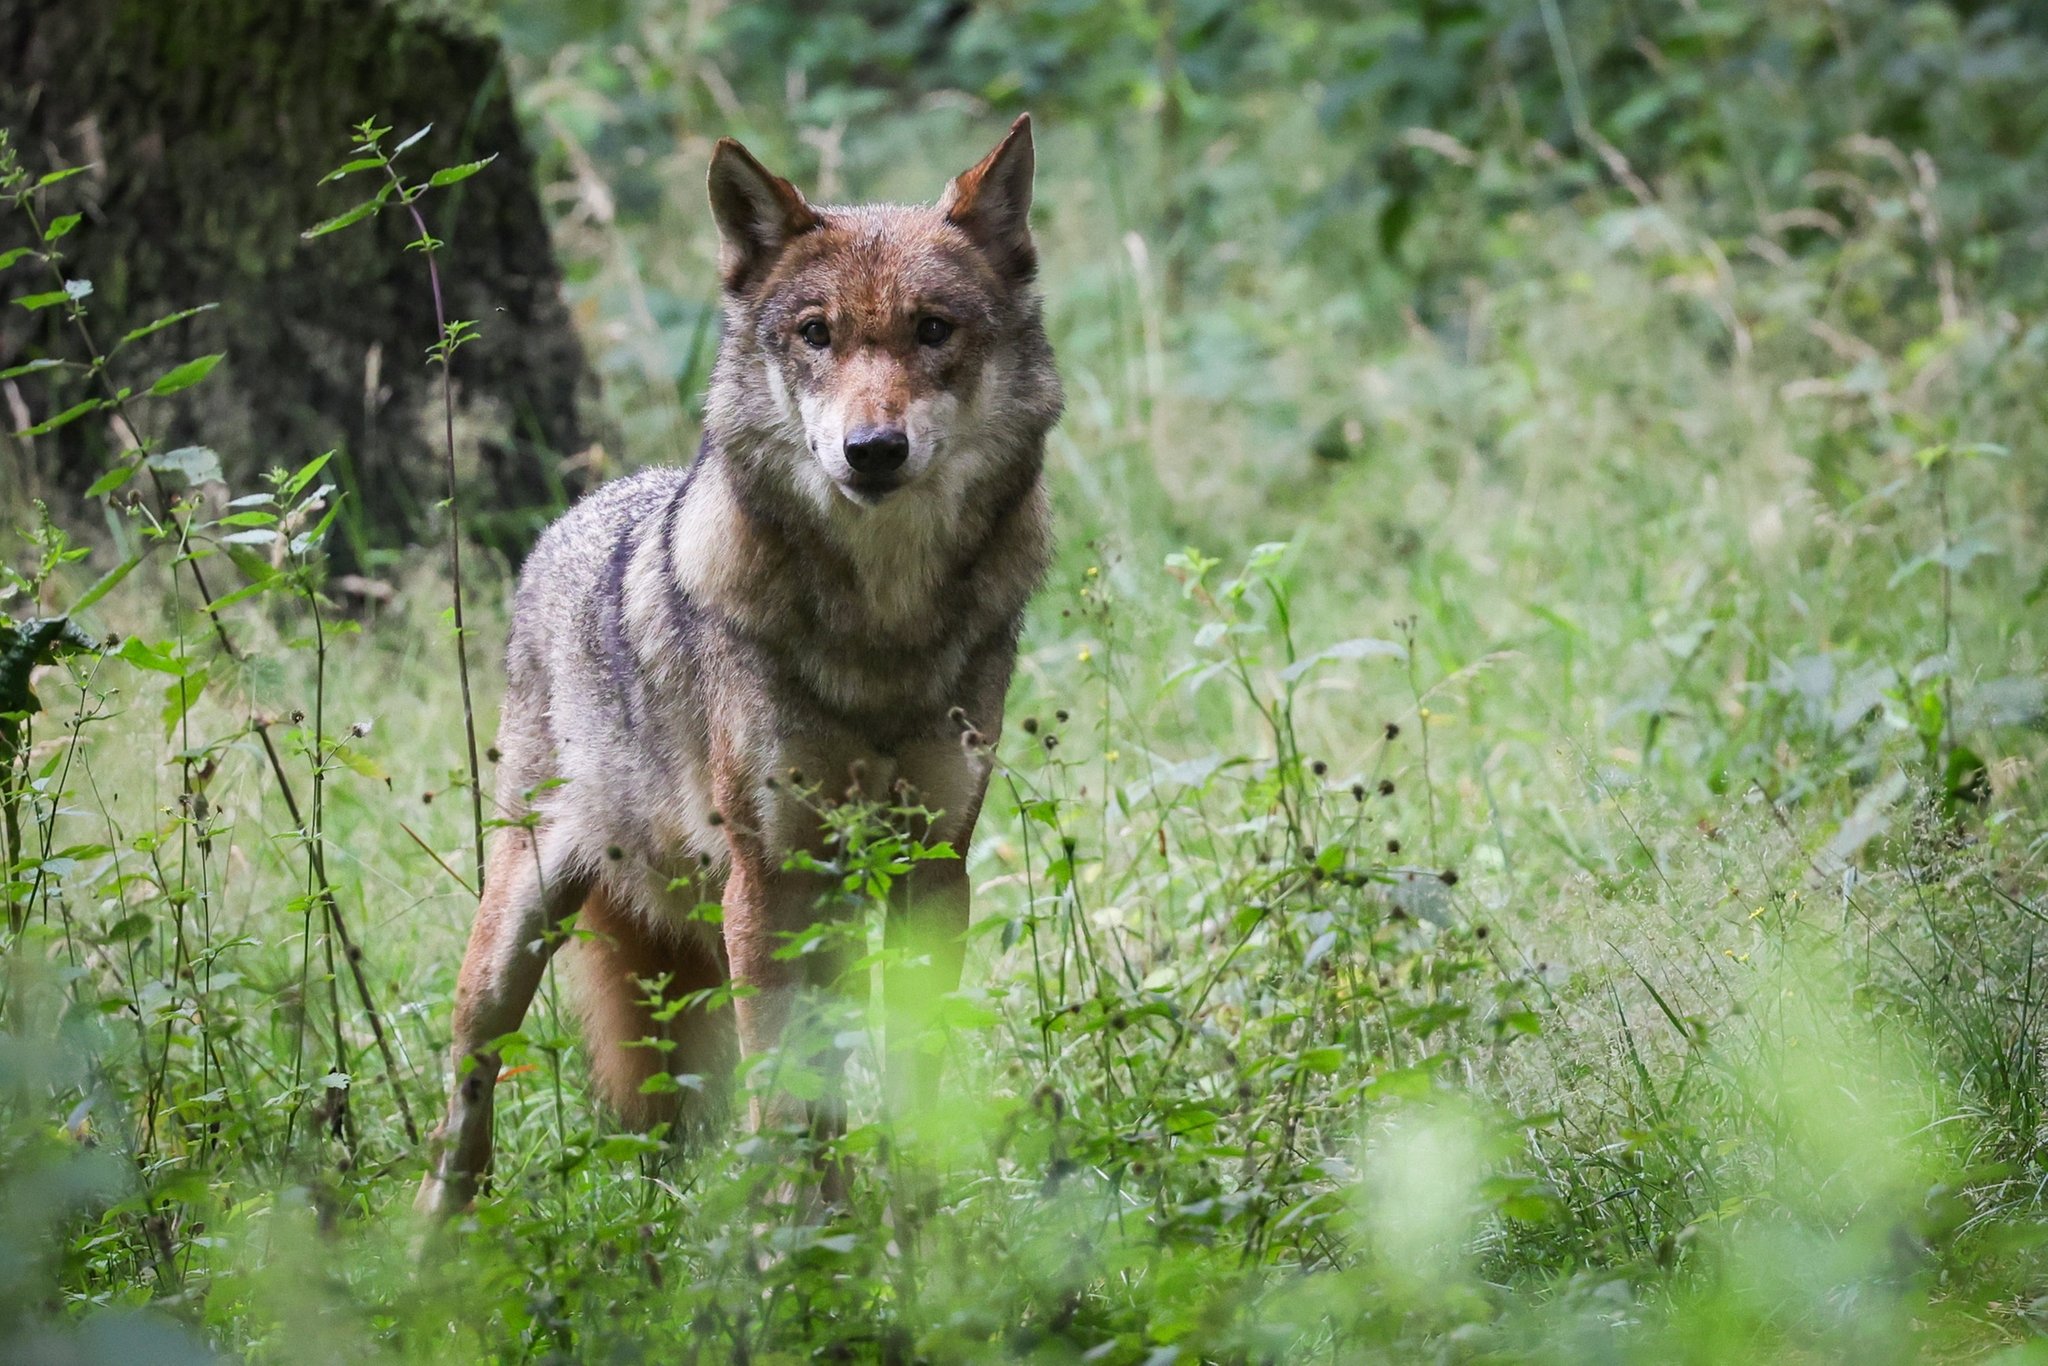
[940,114,1037,283]
[708,139,820,293]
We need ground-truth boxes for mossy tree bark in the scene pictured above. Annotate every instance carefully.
[0,0,601,566]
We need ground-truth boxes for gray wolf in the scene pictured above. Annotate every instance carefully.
[416,116,1061,1216]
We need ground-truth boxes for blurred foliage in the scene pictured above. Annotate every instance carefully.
[502,0,2048,324]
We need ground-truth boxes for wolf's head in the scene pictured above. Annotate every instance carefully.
[703,117,1061,514]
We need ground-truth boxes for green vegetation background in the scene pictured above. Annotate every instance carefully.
[3,0,2048,1360]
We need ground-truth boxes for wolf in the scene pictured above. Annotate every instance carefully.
[415,116,1061,1216]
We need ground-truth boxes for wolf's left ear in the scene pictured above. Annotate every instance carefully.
[708,138,820,293]
[940,114,1037,283]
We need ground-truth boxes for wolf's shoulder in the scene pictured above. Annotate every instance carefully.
[510,465,690,643]
[538,467,688,553]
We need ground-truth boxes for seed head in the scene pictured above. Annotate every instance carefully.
[1378,778,1395,797]
[1384,722,1400,741]
[1022,716,1040,735]
[1350,783,1366,801]
[1386,838,1401,854]
[1439,868,1460,887]
[1310,759,1328,777]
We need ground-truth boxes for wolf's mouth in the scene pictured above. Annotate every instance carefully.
[838,472,906,506]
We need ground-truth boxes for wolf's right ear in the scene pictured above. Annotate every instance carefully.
[940,114,1038,283]
[708,139,820,293]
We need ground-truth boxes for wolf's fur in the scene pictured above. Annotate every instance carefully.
[417,117,1061,1215]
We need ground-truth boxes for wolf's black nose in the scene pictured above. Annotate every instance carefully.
[844,426,910,476]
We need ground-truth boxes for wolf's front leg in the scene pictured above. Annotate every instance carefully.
[721,853,853,1205]
[884,743,990,1115]
[416,827,591,1218]
[883,856,971,1115]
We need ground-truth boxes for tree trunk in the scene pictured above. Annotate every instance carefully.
[0,0,602,565]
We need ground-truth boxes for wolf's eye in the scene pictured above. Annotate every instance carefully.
[798,319,831,349]
[916,316,955,347]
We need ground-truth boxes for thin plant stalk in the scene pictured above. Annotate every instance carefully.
[377,156,487,896]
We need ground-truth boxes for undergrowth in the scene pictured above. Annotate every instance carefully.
[3,5,2048,1358]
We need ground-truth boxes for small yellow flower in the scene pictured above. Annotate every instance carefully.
[1085,565,1100,578]
[1418,707,1433,720]
[1105,749,1120,763]
[1749,906,1765,920]
[1077,647,1093,663]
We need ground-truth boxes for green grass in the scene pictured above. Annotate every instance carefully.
[6,49,2048,1366]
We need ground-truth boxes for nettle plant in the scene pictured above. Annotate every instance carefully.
[0,120,496,1296]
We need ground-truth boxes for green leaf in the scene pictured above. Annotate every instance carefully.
[318,156,388,184]
[279,450,334,500]
[393,124,434,156]
[116,303,218,351]
[1945,745,1990,808]
[105,912,153,943]
[428,156,496,188]
[302,196,384,239]
[43,213,81,242]
[290,491,345,556]
[202,576,277,615]
[593,1133,667,1163]
[161,667,208,738]
[149,353,224,396]
[0,357,66,380]
[147,446,222,485]
[70,553,142,615]
[115,636,186,675]
[0,247,38,271]
[35,166,89,190]
[1299,1046,1347,1074]
[14,290,69,311]
[13,397,101,438]
[84,462,139,498]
